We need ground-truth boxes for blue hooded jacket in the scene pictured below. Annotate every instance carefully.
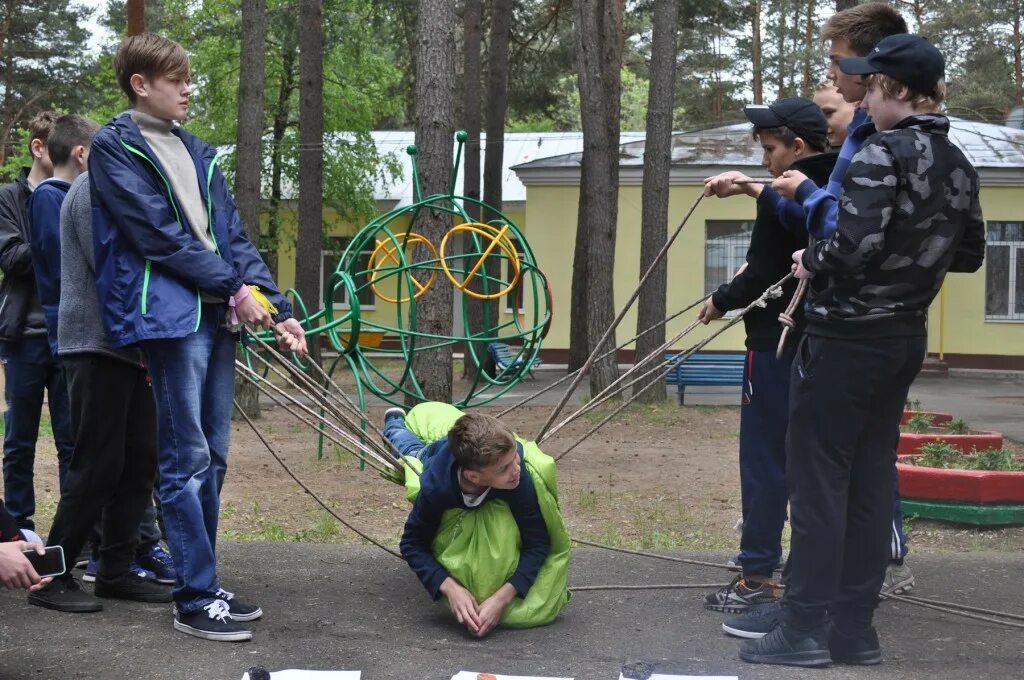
[88,112,291,346]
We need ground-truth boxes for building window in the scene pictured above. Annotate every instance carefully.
[985,222,1024,321]
[705,220,754,295]
[321,238,375,310]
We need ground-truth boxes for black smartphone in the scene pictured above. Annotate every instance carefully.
[22,545,66,578]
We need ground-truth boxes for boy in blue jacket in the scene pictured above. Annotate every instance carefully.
[89,33,306,642]
[386,409,550,638]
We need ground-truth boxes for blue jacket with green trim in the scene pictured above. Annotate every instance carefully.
[89,112,291,346]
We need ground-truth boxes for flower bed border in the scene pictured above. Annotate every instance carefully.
[900,410,953,426]
[897,430,1003,457]
[897,459,1024,504]
[901,499,1024,526]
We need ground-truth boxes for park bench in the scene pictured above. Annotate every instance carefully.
[487,342,542,380]
[664,352,746,405]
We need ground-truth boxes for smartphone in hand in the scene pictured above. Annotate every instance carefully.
[22,545,66,578]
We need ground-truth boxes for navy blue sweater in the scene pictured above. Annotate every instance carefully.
[399,439,550,600]
[27,178,70,353]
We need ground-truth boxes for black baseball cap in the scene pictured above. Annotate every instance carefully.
[743,97,829,151]
[838,34,944,97]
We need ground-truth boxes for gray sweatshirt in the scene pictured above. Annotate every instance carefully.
[130,110,217,253]
[58,173,142,365]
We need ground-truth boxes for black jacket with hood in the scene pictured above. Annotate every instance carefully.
[0,168,47,341]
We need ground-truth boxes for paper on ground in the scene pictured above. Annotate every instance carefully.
[618,675,738,680]
[241,671,360,680]
[450,673,573,680]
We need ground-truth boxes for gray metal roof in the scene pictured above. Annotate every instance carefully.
[512,117,1024,171]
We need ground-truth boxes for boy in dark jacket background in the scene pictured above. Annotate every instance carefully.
[743,35,985,668]
[0,111,74,531]
[698,97,836,615]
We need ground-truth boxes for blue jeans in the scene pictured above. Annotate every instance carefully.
[142,306,236,614]
[383,413,450,468]
[0,336,74,529]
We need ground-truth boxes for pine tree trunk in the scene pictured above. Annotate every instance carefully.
[268,43,296,271]
[461,0,484,379]
[752,0,763,104]
[127,0,145,35]
[634,0,679,404]
[776,0,788,98]
[411,0,456,403]
[234,0,267,419]
[297,0,324,363]
[802,0,815,96]
[1015,4,1023,106]
[572,0,622,395]
[478,0,512,373]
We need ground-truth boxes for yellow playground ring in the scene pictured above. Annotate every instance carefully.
[439,222,522,301]
[368,232,439,304]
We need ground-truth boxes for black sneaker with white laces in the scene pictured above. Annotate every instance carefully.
[174,599,252,642]
[216,588,263,622]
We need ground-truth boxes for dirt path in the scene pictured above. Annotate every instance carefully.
[25,401,1024,553]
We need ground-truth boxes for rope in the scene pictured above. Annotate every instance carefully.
[233,399,403,559]
[896,594,1024,623]
[883,592,1024,630]
[571,583,729,591]
[495,293,711,417]
[538,318,703,443]
[570,537,735,570]
[552,273,792,460]
[536,190,706,442]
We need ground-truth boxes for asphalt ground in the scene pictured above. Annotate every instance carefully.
[1,545,1022,680]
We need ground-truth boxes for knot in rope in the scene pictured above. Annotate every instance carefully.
[778,312,796,329]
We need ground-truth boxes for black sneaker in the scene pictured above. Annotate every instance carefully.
[174,599,252,642]
[94,570,173,603]
[739,624,832,667]
[28,576,103,613]
[722,601,781,639]
[830,624,882,665]
[704,575,781,613]
[216,587,263,622]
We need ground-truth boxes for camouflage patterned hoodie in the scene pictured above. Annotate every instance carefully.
[800,114,985,339]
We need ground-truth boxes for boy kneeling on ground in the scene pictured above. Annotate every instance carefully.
[385,408,551,637]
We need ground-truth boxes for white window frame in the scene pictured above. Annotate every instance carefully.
[321,245,376,311]
[984,224,1024,322]
[705,220,754,319]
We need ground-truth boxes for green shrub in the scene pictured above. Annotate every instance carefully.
[946,418,969,434]
[911,442,1024,472]
[903,414,934,434]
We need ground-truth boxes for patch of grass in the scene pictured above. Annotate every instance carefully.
[575,487,600,512]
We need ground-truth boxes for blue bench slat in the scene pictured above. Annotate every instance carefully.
[661,352,745,405]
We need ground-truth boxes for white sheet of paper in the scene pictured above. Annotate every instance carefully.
[618,675,738,680]
[241,671,360,680]
[450,673,573,680]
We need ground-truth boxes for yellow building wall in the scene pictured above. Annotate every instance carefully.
[270,203,529,339]
[929,186,1023,361]
[525,182,1024,363]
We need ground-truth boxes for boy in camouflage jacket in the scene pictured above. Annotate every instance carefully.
[742,35,985,668]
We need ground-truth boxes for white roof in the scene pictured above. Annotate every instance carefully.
[367,131,647,206]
